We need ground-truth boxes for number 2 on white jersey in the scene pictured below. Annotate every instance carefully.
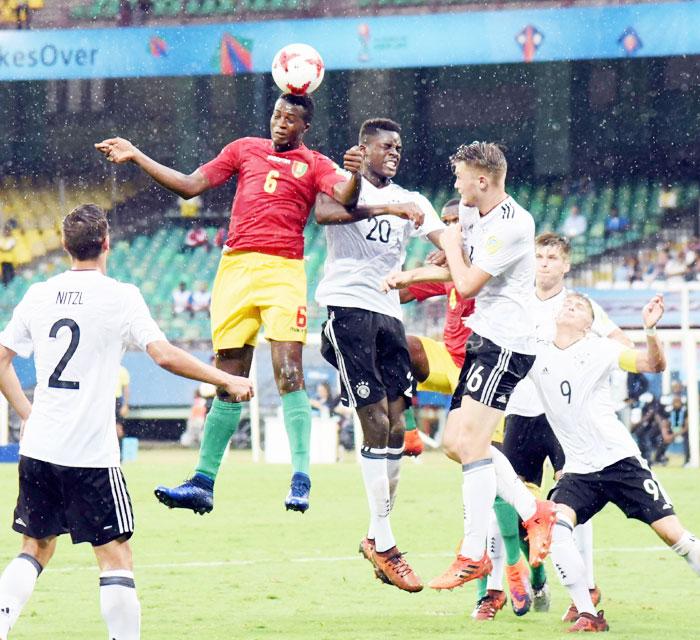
[48,318,81,390]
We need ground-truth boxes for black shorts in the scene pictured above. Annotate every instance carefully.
[503,413,566,486]
[321,306,413,409]
[12,456,135,546]
[450,333,535,412]
[550,456,675,526]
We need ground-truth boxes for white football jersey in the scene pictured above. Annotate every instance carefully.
[0,270,166,468]
[506,287,619,417]
[459,197,535,354]
[528,335,640,474]
[315,176,444,319]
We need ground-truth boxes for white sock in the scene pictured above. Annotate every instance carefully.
[0,553,42,637]
[490,446,536,521]
[99,570,141,640]
[360,448,395,552]
[460,459,496,559]
[574,520,596,589]
[672,531,700,576]
[486,509,505,591]
[387,446,403,513]
[550,516,595,615]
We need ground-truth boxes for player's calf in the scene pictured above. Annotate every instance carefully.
[0,553,43,640]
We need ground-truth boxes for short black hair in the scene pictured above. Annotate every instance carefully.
[63,204,108,260]
[359,118,401,144]
[279,93,315,124]
[441,197,461,218]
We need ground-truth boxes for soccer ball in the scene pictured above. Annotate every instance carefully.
[271,43,325,95]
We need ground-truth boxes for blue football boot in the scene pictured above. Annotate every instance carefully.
[154,472,214,515]
[284,472,311,513]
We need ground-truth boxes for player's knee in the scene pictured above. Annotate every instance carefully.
[274,363,304,394]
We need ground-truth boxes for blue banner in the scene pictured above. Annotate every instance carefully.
[0,1,698,81]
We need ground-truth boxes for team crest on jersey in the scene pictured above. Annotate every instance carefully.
[355,380,371,399]
[485,235,502,255]
[291,161,308,178]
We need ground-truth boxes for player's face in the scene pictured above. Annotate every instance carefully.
[270,99,309,149]
[536,245,570,289]
[557,295,593,332]
[453,161,484,207]
[361,130,402,179]
[441,204,460,225]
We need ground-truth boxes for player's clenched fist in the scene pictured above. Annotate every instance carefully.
[94,137,138,164]
[381,271,412,293]
[386,202,424,228]
[223,375,255,403]
[440,221,464,252]
[642,294,665,328]
[343,145,364,174]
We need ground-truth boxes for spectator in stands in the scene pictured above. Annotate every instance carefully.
[309,381,354,453]
[181,225,210,253]
[117,0,133,26]
[0,225,16,287]
[172,281,192,316]
[657,395,689,466]
[604,206,630,238]
[15,1,30,29]
[191,281,211,316]
[179,194,202,218]
[214,226,227,249]
[631,394,668,464]
[560,204,587,239]
[665,250,688,283]
[137,0,152,24]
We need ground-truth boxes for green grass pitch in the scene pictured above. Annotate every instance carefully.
[1,449,699,639]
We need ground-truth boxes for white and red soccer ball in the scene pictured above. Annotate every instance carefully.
[271,43,325,95]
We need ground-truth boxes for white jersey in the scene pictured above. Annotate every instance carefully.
[315,177,444,320]
[0,270,166,468]
[506,287,619,417]
[528,335,640,474]
[459,197,535,354]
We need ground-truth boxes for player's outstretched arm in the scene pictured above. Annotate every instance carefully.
[95,137,210,199]
[441,222,491,299]
[382,264,451,292]
[619,295,666,374]
[314,193,425,227]
[146,341,254,402]
[329,145,363,207]
[0,346,31,421]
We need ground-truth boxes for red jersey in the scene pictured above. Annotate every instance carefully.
[407,282,475,368]
[198,137,346,260]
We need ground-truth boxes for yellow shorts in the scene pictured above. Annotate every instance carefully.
[416,336,461,395]
[210,251,307,350]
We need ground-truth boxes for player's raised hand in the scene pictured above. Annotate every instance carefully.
[381,271,412,293]
[343,145,364,174]
[642,294,665,329]
[223,375,255,403]
[386,203,424,228]
[94,137,138,164]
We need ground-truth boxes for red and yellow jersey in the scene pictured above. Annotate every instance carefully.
[407,282,475,368]
[198,137,346,260]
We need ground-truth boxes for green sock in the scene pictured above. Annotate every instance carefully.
[282,390,312,476]
[404,407,417,431]
[476,576,487,601]
[195,398,241,482]
[519,530,547,588]
[493,496,521,566]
